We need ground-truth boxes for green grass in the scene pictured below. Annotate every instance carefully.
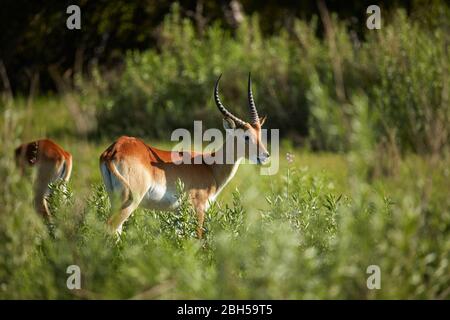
[0,97,449,299]
[1,1,449,300]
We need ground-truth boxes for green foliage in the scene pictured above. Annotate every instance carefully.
[96,8,313,139]
[0,110,448,298]
[264,166,342,252]
[47,180,74,214]
[1,1,449,301]
[3,0,412,93]
[95,3,449,156]
[156,179,198,247]
[365,10,450,154]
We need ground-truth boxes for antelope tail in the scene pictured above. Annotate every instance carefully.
[60,155,73,182]
[105,160,134,208]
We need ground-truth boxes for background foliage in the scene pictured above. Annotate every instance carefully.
[94,3,449,156]
[0,0,449,299]
[0,0,407,93]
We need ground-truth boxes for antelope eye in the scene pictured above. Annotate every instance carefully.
[244,135,250,142]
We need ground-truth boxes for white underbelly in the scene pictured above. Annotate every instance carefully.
[141,183,179,210]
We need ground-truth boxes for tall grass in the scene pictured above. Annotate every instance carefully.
[1,98,449,299]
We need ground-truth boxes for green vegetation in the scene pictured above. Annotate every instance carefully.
[96,4,449,156]
[0,96,449,299]
[0,2,449,300]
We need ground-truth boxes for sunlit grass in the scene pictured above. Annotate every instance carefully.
[1,95,449,300]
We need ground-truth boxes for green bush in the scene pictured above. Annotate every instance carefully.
[96,7,313,139]
[95,3,449,156]
[1,118,448,298]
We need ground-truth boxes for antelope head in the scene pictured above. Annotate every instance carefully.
[214,73,270,165]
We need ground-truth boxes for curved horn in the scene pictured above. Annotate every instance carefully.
[214,75,247,127]
[247,73,260,125]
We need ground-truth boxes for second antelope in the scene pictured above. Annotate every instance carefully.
[15,139,73,217]
[100,74,269,237]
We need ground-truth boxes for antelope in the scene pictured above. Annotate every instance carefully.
[99,74,269,237]
[15,139,73,217]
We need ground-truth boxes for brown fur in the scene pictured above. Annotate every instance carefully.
[100,75,269,238]
[15,139,72,217]
[100,118,269,238]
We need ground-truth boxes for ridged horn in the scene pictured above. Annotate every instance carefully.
[247,72,260,125]
[214,74,247,127]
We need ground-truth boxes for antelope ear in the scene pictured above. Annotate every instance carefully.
[259,115,267,126]
[223,117,236,130]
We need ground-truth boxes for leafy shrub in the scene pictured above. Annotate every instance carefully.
[95,2,449,156]
[1,127,448,299]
